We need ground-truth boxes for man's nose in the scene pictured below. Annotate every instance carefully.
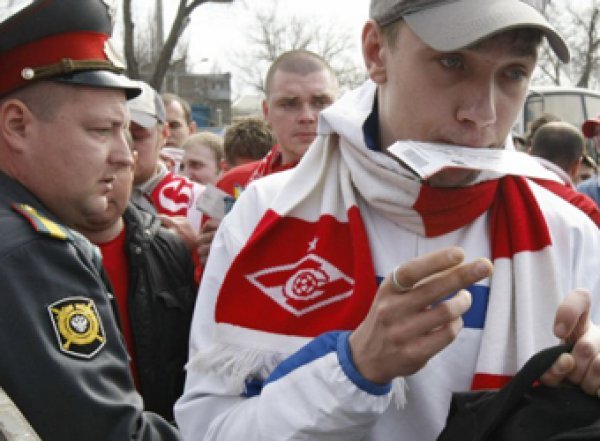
[456,79,497,129]
[298,102,318,123]
[109,131,134,167]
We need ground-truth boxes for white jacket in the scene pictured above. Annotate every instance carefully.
[175,81,600,441]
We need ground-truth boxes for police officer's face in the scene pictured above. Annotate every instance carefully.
[363,21,537,187]
[20,84,133,228]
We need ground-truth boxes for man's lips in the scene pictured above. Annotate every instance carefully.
[295,132,317,141]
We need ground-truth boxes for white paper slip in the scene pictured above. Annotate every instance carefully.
[0,387,41,440]
[195,184,234,220]
[388,141,559,181]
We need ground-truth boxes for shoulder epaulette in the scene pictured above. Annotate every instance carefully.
[12,203,72,241]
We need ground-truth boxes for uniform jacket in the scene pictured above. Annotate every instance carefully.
[0,171,181,440]
[122,203,197,421]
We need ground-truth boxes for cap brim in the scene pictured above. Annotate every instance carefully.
[130,110,159,129]
[53,70,141,99]
[582,119,600,138]
[404,0,570,63]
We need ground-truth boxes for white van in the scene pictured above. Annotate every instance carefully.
[515,86,600,160]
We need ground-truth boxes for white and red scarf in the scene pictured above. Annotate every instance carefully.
[248,144,298,184]
[145,170,204,230]
[192,87,562,399]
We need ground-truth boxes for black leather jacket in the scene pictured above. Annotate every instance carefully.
[122,203,196,421]
[0,172,181,440]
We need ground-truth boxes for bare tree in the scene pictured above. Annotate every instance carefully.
[534,0,600,89]
[122,0,234,90]
[231,0,367,96]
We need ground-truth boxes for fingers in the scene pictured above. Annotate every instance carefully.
[540,353,575,387]
[201,218,220,233]
[546,289,600,397]
[398,289,473,338]
[553,288,591,343]
[383,251,492,314]
[349,247,492,384]
[157,213,175,227]
[197,219,221,264]
[390,247,465,292]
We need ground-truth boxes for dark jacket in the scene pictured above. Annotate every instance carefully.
[122,203,197,421]
[0,171,180,440]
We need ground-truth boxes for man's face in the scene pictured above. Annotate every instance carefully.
[20,86,133,228]
[262,69,338,165]
[129,122,165,185]
[76,157,135,233]
[165,100,194,147]
[181,143,221,185]
[365,22,536,187]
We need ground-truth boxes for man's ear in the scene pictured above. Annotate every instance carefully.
[362,20,388,84]
[160,122,170,144]
[0,99,35,152]
[220,158,230,173]
[569,157,582,183]
[189,120,197,134]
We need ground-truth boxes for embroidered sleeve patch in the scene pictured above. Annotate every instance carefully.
[48,297,106,359]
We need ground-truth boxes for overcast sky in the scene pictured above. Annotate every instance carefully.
[185,0,371,76]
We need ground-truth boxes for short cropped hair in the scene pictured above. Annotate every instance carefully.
[182,131,224,168]
[223,117,275,166]
[161,92,193,124]
[264,49,337,98]
[3,81,73,121]
[530,121,584,172]
[525,113,561,147]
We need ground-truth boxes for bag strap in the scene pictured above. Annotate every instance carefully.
[478,344,573,438]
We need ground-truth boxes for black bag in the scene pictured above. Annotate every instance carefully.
[437,344,600,441]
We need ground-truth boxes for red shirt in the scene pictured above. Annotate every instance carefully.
[217,145,298,198]
[97,228,140,389]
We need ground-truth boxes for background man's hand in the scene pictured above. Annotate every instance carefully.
[198,218,220,264]
[158,214,200,252]
[349,246,493,384]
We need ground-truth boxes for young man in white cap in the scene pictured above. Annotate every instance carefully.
[128,80,204,249]
[0,0,181,439]
[176,1,600,440]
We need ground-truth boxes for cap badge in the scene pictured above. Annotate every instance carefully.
[21,68,35,81]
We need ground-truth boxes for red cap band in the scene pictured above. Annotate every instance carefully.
[0,31,109,96]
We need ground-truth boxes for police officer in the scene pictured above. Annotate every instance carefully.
[0,0,180,439]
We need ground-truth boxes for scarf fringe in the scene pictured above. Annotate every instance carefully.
[391,377,407,409]
[186,343,285,394]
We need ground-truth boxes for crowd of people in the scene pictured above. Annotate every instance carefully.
[1,0,600,440]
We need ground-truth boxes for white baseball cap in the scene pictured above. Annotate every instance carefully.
[127,80,166,128]
[369,0,569,63]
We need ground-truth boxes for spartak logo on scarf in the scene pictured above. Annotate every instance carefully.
[246,252,354,316]
[215,208,377,337]
[149,172,194,217]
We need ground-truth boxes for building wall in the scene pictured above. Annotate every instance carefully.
[164,72,232,128]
